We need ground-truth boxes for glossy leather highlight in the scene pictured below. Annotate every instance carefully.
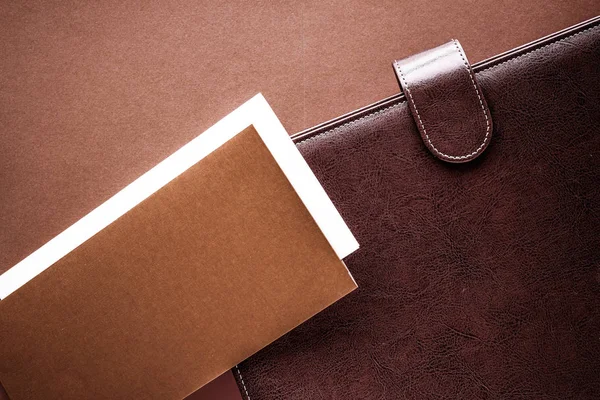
[394,40,492,163]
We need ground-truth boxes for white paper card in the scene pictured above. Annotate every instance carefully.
[0,94,359,300]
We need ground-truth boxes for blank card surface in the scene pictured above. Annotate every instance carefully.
[0,95,358,400]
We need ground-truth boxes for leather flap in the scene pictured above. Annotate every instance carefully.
[393,40,492,163]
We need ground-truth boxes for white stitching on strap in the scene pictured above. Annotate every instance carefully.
[394,40,491,161]
[235,365,251,400]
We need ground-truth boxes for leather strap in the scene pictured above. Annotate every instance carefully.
[393,40,493,163]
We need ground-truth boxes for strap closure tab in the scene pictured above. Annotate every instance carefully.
[393,40,493,163]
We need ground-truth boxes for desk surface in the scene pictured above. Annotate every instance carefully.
[1,2,598,400]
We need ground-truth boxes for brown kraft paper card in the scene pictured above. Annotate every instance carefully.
[0,101,357,400]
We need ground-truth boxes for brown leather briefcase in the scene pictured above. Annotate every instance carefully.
[232,16,600,399]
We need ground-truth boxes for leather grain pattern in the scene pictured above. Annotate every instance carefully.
[394,40,492,163]
[236,20,600,399]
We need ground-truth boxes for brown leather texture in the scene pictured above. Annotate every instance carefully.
[394,41,492,163]
[236,18,600,399]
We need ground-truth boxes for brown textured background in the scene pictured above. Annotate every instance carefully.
[1,1,598,399]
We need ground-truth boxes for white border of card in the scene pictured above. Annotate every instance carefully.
[0,94,359,300]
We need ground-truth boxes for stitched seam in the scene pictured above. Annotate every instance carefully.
[393,41,490,161]
[295,102,404,145]
[297,23,598,149]
[452,39,491,158]
[235,365,251,400]
[477,24,599,74]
